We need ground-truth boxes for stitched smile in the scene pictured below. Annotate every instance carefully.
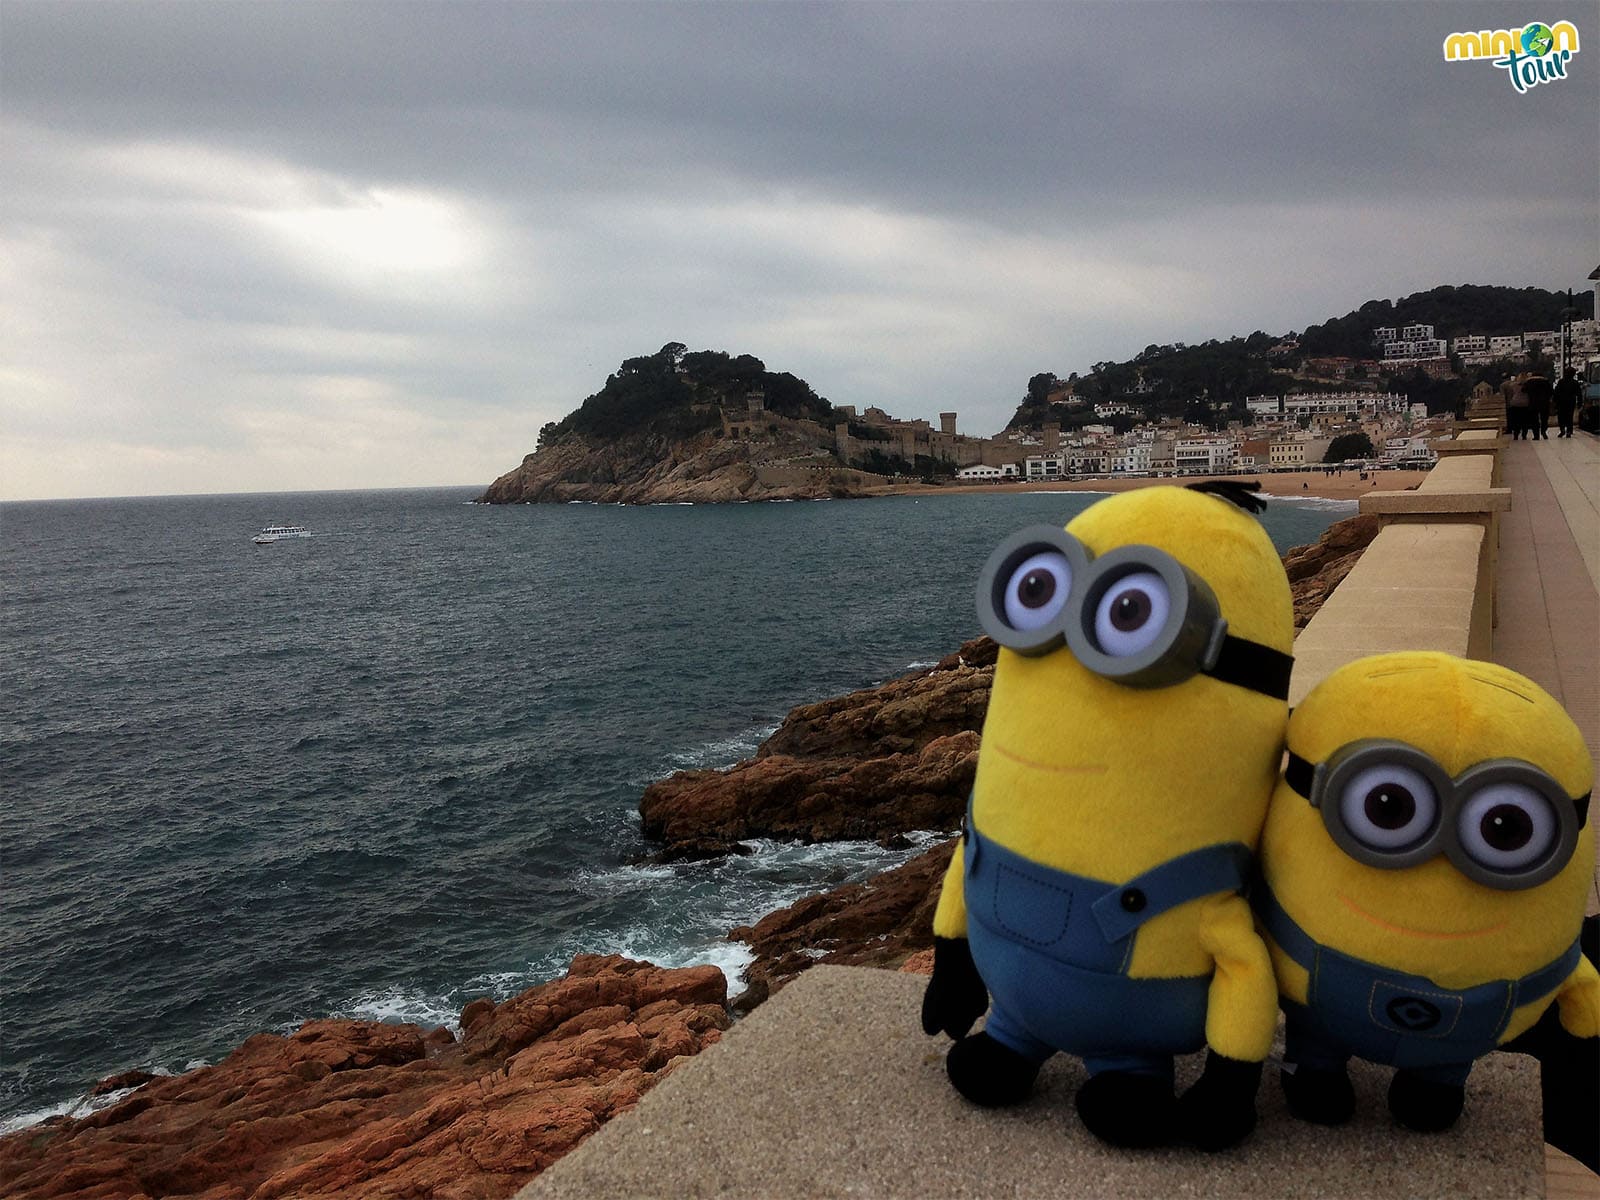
[990,743,1110,776]
[1335,892,1506,940]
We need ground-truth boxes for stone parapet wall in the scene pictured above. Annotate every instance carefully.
[1292,398,1510,705]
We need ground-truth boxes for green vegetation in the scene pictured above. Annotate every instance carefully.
[1298,285,1591,358]
[1323,432,1375,464]
[538,343,834,446]
[1007,284,1593,432]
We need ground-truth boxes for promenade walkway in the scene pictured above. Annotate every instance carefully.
[1493,433,1600,1200]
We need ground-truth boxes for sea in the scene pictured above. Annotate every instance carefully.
[0,485,1351,1130]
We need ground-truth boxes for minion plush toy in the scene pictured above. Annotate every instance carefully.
[921,484,1293,1150]
[1256,652,1599,1135]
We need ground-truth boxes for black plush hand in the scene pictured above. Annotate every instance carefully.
[1177,1050,1263,1151]
[920,936,988,1039]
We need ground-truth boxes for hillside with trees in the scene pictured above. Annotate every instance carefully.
[538,343,835,448]
[1007,284,1592,431]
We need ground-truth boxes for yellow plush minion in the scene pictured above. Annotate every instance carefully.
[921,483,1293,1149]
[1256,651,1599,1133]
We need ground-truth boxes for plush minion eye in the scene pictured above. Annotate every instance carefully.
[1092,571,1171,657]
[1003,550,1073,631]
[1457,784,1559,871]
[1339,763,1439,851]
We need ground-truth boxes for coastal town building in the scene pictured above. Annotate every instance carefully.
[1174,436,1233,474]
[956,463,1019,481]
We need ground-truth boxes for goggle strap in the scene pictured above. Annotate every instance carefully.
[1285,750,1590,828]
[1284,750,1317,801]
[1205,634,1294,701]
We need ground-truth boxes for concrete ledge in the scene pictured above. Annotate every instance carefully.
[521,966,1543,1199]
[1360,489,1512,516]
[1289,522,1487,704]
[1436,431,1509,456]
[1419,455,1497,492]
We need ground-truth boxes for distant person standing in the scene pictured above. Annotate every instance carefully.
[1504,374,1532,440]
[1523,370,1553,440]
[1552,367,1581,437]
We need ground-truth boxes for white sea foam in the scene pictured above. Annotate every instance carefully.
[663,722,781,771]
[1268,494,1360,511]
[337,986,462,1031]
[0,1073,171,1137]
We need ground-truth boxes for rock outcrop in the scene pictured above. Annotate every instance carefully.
[0,956,728,1200]
[638,640,994,855]
[477,431,882,505]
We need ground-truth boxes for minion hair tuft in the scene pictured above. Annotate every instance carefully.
[1186,479,1268,515]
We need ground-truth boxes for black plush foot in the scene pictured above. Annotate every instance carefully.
[1388,1071,1464,1132]
[1281,1063,1356,1125]
[945,1032,1040,1108]
[1178,1052,1262,1151]
[1076,1070,1178,1148]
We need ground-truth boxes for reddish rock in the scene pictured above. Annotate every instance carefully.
[0,955,729,1200]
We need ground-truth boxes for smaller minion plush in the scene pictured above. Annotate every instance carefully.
[1257,651,1599,1133]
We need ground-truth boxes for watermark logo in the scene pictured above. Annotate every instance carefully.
[1443,19,1580,92]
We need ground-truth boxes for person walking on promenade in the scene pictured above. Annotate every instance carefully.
[1523,370,1553,440]
[1553,367,1581,437]
[1504,374,1532,440]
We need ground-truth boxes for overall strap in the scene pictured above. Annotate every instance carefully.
[1090,842,1254,943]
[1514,938,1583,1007]
[1254,877,1584,1008]
[1251,877,1321,972]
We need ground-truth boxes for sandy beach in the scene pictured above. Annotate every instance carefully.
[872,468,1429,503]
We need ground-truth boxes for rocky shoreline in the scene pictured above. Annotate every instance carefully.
[0,513,1380,1200]
[477,431,881,504]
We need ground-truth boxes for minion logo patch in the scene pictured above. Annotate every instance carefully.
[1385,996,1444,1032]
[1370,981,1462,1038]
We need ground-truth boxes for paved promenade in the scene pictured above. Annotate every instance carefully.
[521,967,1543,1200]
[1493,432,1600,1200]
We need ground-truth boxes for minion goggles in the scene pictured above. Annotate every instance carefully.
[1286,738,1591,891]
[975,524,1293,700]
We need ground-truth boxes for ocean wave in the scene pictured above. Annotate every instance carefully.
[660,722,782,772]
[1267,494,1360,511]
[0,1071,173,1137]
[335,986,464,1031]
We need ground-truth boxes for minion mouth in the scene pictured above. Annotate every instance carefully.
[1335,892,1507,940]
[989,743,1110,776]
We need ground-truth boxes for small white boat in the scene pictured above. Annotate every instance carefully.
[252,524,311,545]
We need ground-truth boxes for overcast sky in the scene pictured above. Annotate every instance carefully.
[3,1,1596,500]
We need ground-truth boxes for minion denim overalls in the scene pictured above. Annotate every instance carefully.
[963,799,1252,1080]
[1255,880,1582,1085]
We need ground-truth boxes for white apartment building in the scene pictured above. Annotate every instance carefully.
[1382,338,1448,362]
[1373,327,1399,343]
[1110,444,1153,473]
[1452,334,1487,353]
[1382,436,1437,465]
[1524,330,1561,350]
[956,463,1018,481]
[1094,401,1136,417]
[1400,324,1436,341]
[1069,447,1109,474]
[1246,392,1407,417]
[1174,437,1233,473]
[1024,454,1065,479]
[1488,334,1524,356]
